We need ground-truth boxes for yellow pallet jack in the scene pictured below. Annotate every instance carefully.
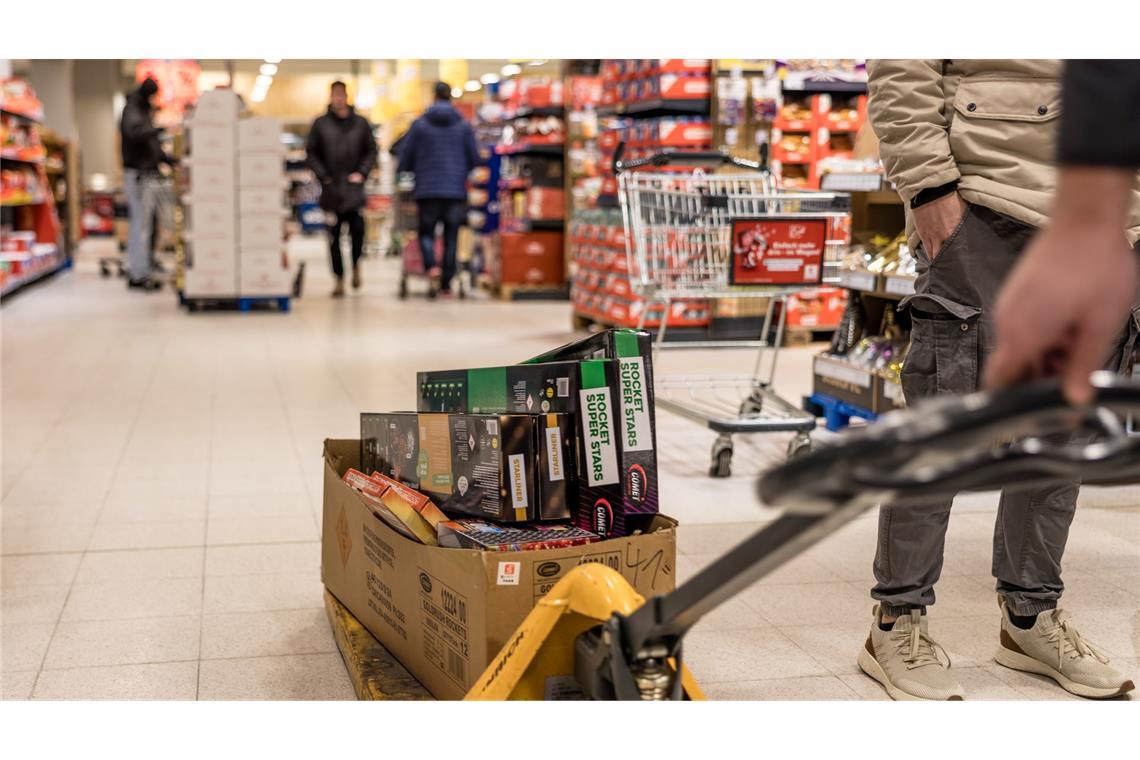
[467,373,1140,700]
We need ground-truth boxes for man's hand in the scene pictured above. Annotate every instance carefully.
[347,172,364,184]
[985,168,1138,405]
[912,191,967,260]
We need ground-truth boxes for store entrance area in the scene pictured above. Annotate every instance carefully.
[3,237,1136,700]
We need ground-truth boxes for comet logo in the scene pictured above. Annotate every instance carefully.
[626,464,646,504]
[593,498,613,536]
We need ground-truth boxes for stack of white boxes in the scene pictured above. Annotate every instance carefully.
[238,117,290,297]
[184,89,241,297]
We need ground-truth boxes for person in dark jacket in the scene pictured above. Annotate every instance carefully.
[120,77,170,291]
[397,82,481,297]
[306,81,378,297]
[987,60,1140,406]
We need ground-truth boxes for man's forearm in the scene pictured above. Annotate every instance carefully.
[1050,167,1133,231]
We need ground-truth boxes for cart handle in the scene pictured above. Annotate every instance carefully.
[612,141,767,175]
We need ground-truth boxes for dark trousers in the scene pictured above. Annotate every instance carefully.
[417,198,465,292]
[328,209,364,279]
[872,204,1130,618]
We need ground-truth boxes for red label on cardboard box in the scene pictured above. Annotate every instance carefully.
[729,217,828,286]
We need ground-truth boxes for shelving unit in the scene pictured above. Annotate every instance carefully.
[1,80,68,301]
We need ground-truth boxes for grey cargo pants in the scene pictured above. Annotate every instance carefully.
[871,203,1133,618]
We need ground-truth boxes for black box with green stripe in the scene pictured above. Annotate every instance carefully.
[360,411,573,524]
[526,329,659,538]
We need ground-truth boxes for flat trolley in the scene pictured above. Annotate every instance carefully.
[614,144,851,476]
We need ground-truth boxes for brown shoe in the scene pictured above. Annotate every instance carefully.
[332,279,346,298]
[352,268,362,290]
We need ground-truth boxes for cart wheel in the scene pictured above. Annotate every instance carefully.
[100,263,110,278]
[709,435,734,478]
[398,277,408,300]
[787,433,812,460]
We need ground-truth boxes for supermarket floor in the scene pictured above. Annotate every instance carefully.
[2,236,1137,701]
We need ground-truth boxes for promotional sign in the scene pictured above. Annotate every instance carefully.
[135,59,201,127]
[728,216,828,286]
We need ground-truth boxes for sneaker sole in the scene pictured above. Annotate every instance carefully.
[857,646,964,701]
[994,645,1136,699]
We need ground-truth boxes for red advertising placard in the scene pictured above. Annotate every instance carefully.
[729,217,828,286]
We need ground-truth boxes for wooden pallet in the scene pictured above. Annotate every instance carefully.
[324,590,434,701]
[783,327,836,347]
[489,282,570,302]
[180,294,291,313]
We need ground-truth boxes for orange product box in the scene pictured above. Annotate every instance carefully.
[368,471,448,530]
[524,187,565,220]
[497,231,565,286]
[653,59,711,74]
[657,73,711,100]
[342,469,438,545]
[657,119,713,147]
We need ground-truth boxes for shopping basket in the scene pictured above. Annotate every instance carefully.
[614,143,851,476]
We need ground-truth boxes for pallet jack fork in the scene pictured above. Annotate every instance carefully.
[467,373,1140,700]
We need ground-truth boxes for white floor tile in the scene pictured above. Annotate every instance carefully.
[98,496,208,524]
[1,670,37,700]
[203,572,324,615]
[61,578,203,622]
[43,615,200,669]
[33,661,199,700]
[738,581,869,625]
[75,548,204,584]
[1,553,82,587]
[1,623,55,672]
[206,516,318,546]
[0,584,71,625]
[1,519,97,555]
[197,653,355,700]
[702,674,859,700]
[87,520,206,551]
[200,608,336,660]
[204,543,320,577]
[207,493,313,520]
[682,627,829,684]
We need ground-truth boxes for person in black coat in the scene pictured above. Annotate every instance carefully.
[306,81,378,297]
[397,82,481,297]
[120,77,171,291]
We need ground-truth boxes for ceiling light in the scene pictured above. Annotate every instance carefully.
[259,63,278,76]
[451,87,464,99]
[264,58,281,64]
[464,80,481,92]
[480,73,500,85]
[251,89,267,103]
[255,74,273,88]
[527,60,547,67]
[500,64,522,77]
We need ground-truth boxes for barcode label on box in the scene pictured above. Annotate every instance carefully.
[556,377,570,397]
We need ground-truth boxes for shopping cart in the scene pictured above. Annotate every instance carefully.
[614,143,851,476]
[395,173,470,300]
[100,174,178,282]
[469,373,1140,699]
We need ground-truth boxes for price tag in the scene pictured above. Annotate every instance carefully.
[841,269,876,292]
[884,275,916,296]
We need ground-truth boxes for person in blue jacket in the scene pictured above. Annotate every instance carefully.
[398,82,481,297]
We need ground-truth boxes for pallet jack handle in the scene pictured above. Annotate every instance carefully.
[577,373,1140,699]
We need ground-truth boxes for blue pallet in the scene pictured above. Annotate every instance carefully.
[181,294,290,313]
[806,392,877,432]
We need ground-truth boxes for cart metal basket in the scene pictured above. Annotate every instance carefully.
[614,144,851,476]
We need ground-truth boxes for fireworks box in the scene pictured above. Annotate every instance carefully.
[321,438,678,700]
[525,329,659,538]
[437,520,599,552]
[361,412,574,523]
[416,355,649,538]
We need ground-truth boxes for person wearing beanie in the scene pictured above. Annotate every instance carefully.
[119,77,171,291]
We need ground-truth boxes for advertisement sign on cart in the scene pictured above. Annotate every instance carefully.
[728,217,828,286]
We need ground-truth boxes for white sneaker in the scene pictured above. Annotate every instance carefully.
[857,606,964,701]
[995,600,1135,699]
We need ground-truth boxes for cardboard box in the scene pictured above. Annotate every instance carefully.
[239,214,284,249]
[437,520,598,551]
[189,124,237,161]
[188,237,237,270]
[497,231,564,286]
[321,438,678,700]
[526,329,659,537]
[239,153,286,188]
[874,375,906,414]
[524,187,565,220]
[812,354,876,412]
[183,267,237,297]
[239,267,291,297]
[186,198,238,237]
[238,116,284,154]
[188,89,240,126]
[239,187,285,216]
[360,412,574,523]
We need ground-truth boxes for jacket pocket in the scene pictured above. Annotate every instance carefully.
[951,77,1062,122]
[903,293,983,397]
[949,77,1061,171]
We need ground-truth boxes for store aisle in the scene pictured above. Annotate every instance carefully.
[2,236,1137,700]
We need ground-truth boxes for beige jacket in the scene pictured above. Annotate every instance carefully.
[867,59,1140,246]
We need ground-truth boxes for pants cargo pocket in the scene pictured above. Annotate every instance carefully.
[901,293,983,397]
